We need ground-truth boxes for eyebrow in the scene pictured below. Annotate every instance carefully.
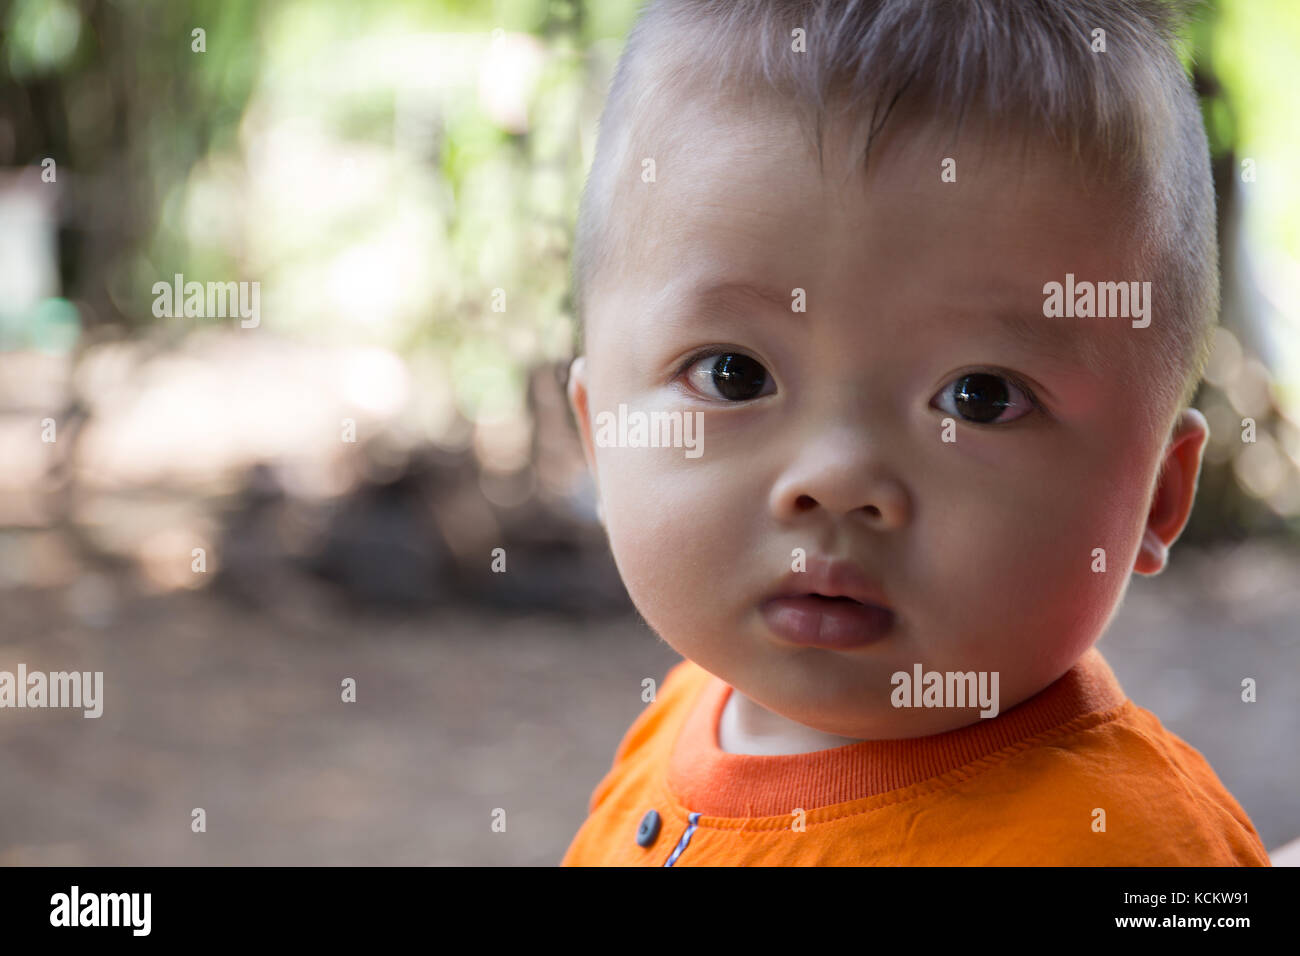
[980,309,1112,376]
[672,279,1113,376]
[680,280,795,316]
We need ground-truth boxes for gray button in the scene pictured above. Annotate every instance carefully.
[636,809,661,847]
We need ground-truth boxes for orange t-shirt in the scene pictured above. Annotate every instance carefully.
[561,648,1270,866]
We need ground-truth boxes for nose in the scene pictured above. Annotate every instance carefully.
[769,429,911,530]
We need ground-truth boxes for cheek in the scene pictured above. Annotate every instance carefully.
[598,450,759,636]
[922,454,1149,661]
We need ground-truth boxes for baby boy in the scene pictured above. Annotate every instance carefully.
[560,0,1270,865]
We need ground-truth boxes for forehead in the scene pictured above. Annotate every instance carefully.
[593,93,1149,368]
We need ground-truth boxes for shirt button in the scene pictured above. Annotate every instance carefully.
[636,809,661,847]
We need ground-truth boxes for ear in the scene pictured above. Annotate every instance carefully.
[566,355,602,504]
[1133,408,1209,576]
[566,356,607,526]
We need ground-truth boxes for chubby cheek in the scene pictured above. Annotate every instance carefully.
[922,457,1148,678]
[598,449,757,653]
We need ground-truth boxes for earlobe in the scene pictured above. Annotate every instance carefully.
[1133,408,1209,576]
[1134,528,1168,575]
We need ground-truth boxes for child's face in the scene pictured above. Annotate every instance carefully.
[568,94,1208,739]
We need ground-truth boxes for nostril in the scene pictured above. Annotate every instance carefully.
[792,496,884,518]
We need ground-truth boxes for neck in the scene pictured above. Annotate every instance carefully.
[718,687,865,755]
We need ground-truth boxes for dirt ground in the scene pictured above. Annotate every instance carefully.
[0,538,1296,865]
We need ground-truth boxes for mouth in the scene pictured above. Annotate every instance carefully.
[760,592,896,650]
[759,554,896,649]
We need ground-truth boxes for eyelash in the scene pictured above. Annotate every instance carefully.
[672,346,752,381]
[673,349,1045,421]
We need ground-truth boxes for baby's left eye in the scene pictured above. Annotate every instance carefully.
[931,372,1036,425]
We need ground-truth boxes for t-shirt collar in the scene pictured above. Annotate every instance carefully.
[667,647,1128,818]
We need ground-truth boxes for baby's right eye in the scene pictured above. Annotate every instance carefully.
[682,351,775,402]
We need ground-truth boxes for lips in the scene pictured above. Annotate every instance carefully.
[760,556,896,649]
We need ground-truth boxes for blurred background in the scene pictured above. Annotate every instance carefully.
[0,0,1296,865]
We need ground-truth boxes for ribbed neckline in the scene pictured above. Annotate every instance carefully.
[666,647,1128,818]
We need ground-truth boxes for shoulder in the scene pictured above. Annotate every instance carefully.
[966,701,1270,865]
[589,658,711,812]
